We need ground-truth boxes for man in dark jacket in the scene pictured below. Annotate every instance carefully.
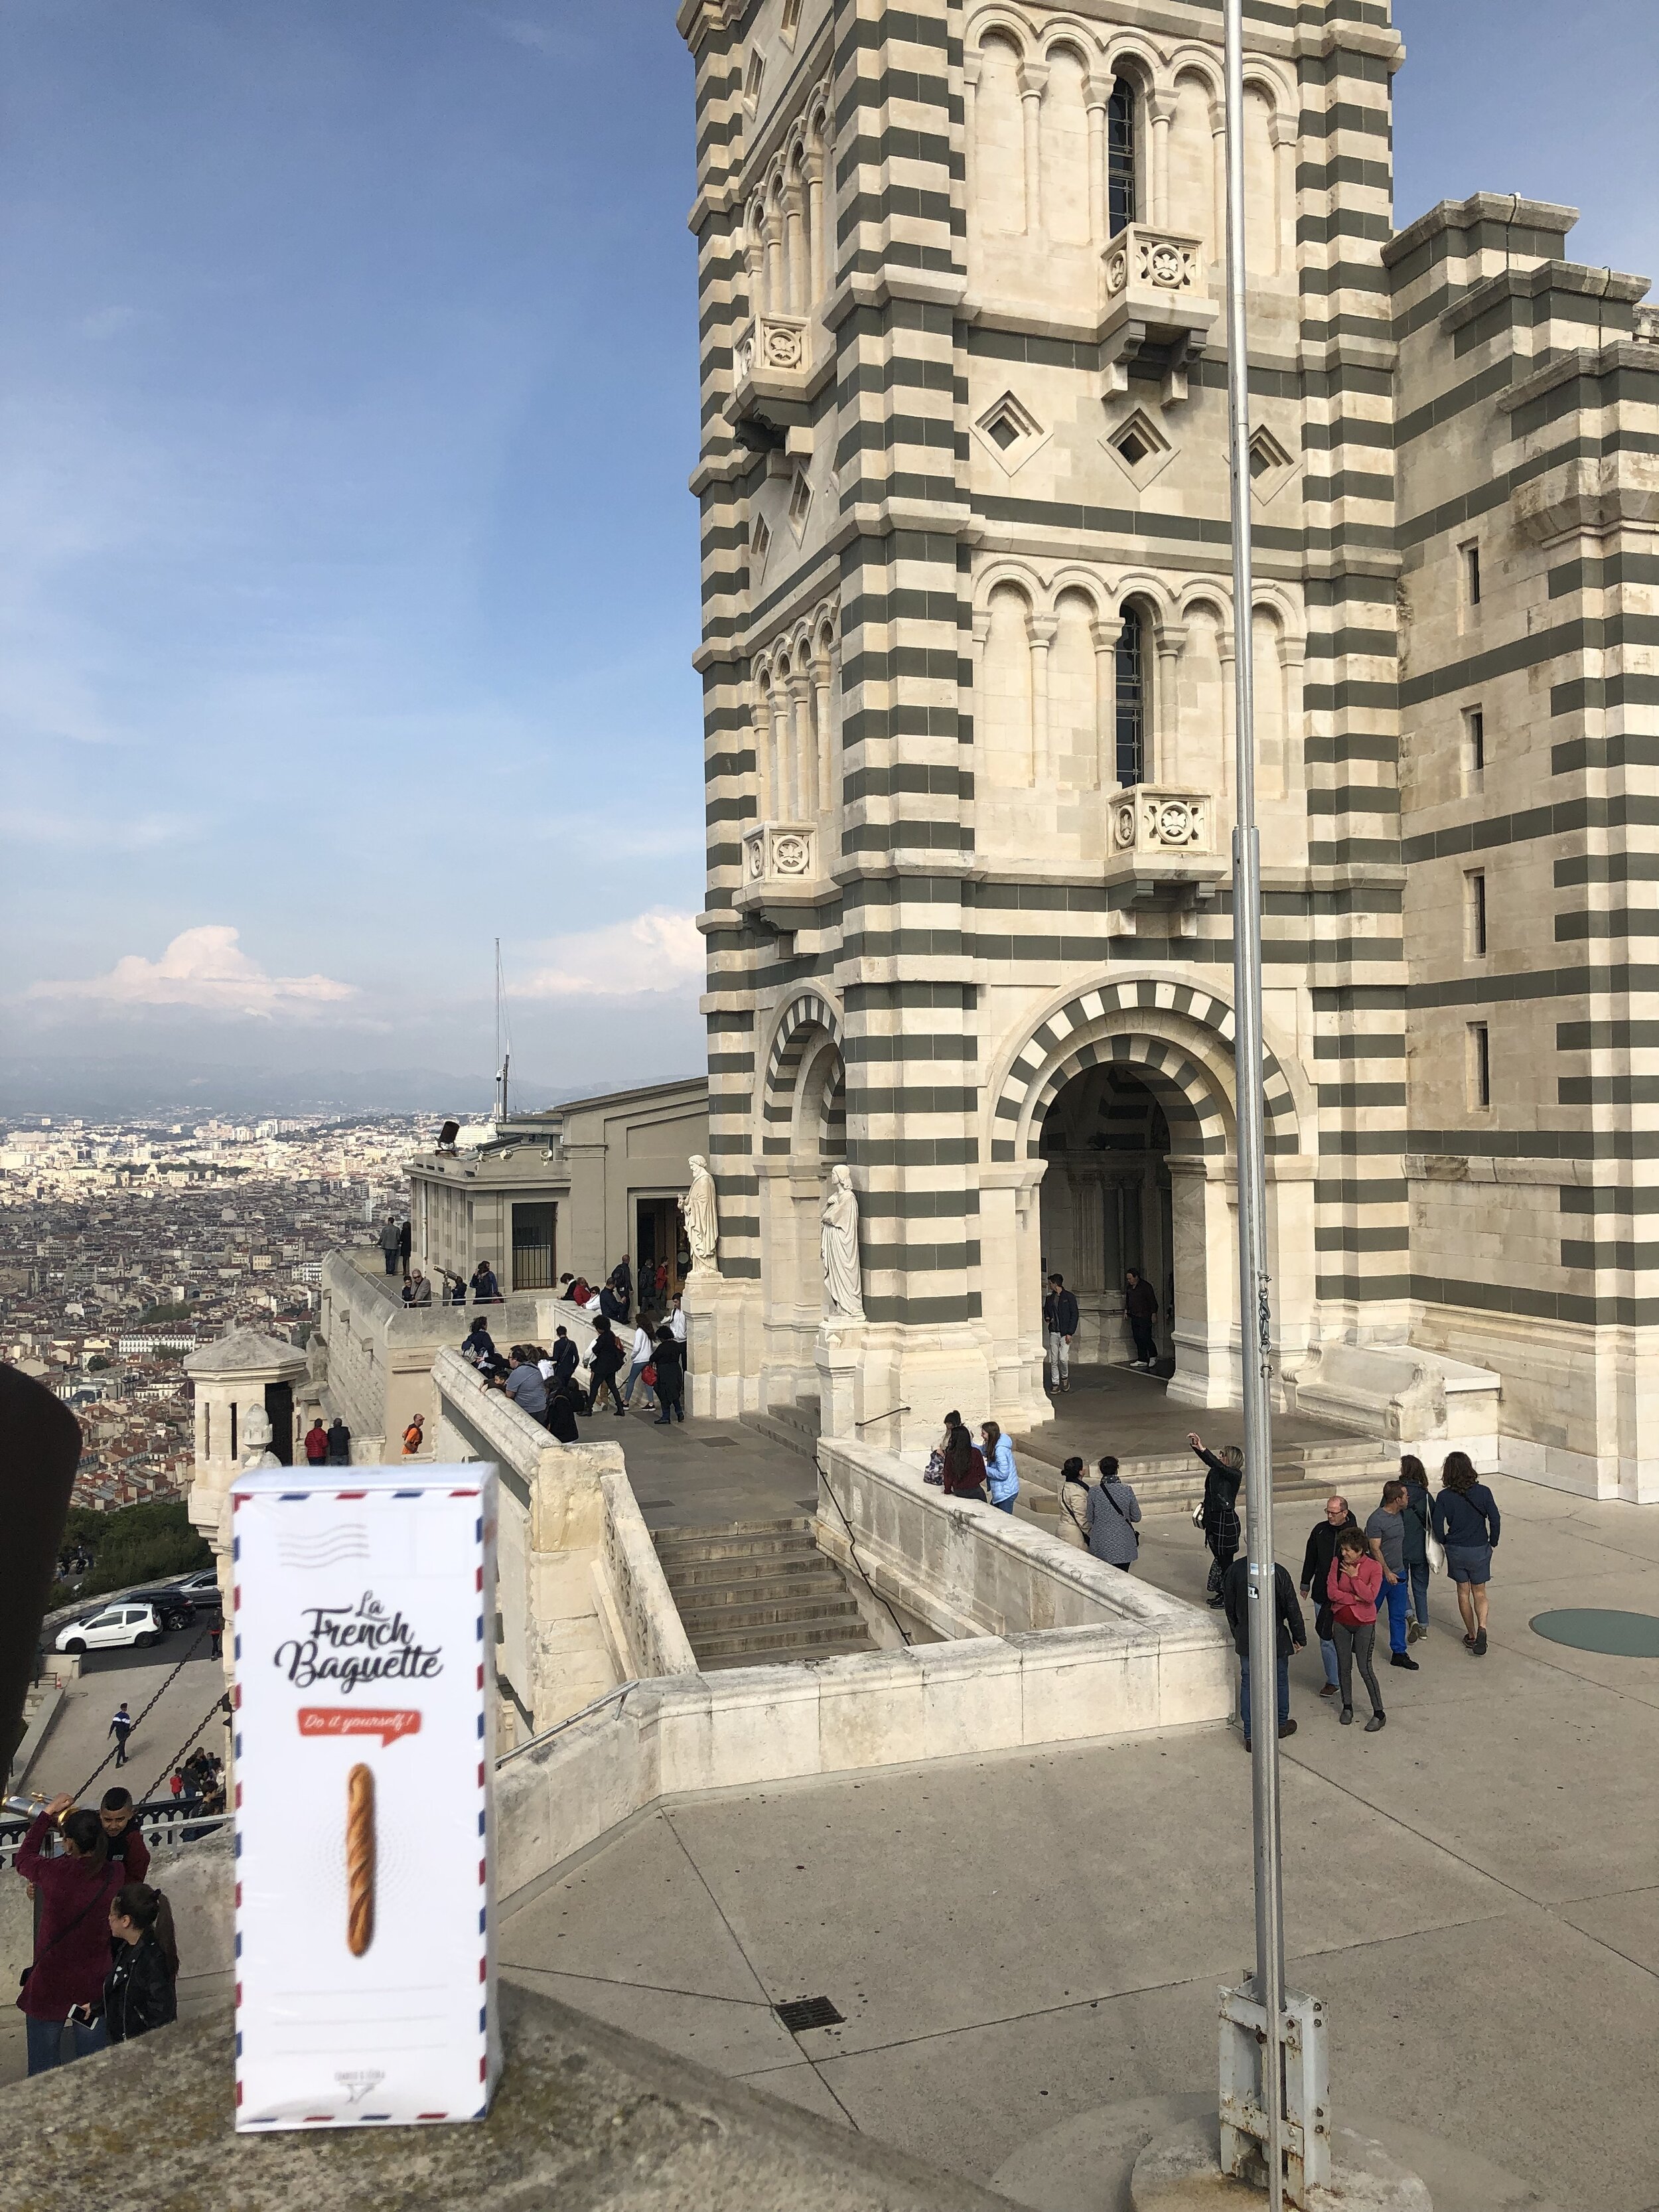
[397,1218,412,1280]
[1299,1496,1359,1699]
[325,1416,352,1466]
[545,1380,580,1445]
[1222,1556,1307,1748]
[1123,1268,1160,1368]
[651,1327,685,1426]
[98,1789,151,1881]
[598,1280,628,1325]
[1044,1273,1079,1393]
[103,1883,177,2043]
[549,1327,579,1390]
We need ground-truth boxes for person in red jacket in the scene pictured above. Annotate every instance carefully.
[1327,1528,1386,1733]
[16,1796,123,2073]
[303,1419,329,1465]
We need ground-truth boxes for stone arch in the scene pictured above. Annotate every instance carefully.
[989,975,1303,1165]
[762,990,845,1157]
[966,6,1033,62]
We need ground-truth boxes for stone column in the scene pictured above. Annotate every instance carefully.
[1149,89,1177,226]
[1017,58,1048,237]
[962,51,981,269]
[764,199,784,319]
[804,149,826,312]
[1155,622,1187,787]
[1027,612,1056,786]
[787,665,813,820]
[1209,98,1227,270]
[1092,613,1119,790]
[744,228,766,323]
[1084,75,1110,242]
[1162,1155,1240,1410]
[813,648,835,818]
[1270,111,1297,279]
[1216,625,1237,816]
[784,176,808,315]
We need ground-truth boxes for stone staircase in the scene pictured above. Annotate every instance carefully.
[651,1516,875,1672]
[1015,1432,1397,1530]
[738,1396,822,1461]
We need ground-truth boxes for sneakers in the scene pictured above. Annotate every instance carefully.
[1242,1737,1251,1752]
[1389,1653,1419,1671]
[1407,1620,1426,1643]
[1338,1706,1354,1726]
[1473,1628,1488,1656]
[1364,1712,1387,1732]
[1278,1718,1297,1739]
[1131,1360,1149,1370]
[1319,1682,1338,1699]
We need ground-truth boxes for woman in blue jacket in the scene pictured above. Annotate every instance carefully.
[1431,1451,1502,1656]
[979,1421,1019,1514]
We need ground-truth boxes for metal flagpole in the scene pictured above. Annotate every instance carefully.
[1222,1,1286,2205]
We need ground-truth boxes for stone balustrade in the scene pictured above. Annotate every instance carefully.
[1098,222,1218,399]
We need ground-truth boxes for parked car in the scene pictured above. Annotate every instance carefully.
[127,1587,197,1633]
[169,1570,222,1609]
[56,1603,165,1655]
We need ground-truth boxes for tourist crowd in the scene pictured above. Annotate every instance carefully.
[924,1405,1503,1752]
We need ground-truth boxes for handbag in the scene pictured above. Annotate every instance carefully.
[642,1364,657,1387]
[1410,1489,1444,1576]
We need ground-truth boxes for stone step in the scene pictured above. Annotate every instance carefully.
[697,1631,875,1672]
[652,1518,816,1568]
[665,1569,851,1611]
[659,1553,847,1595]
[678,1594,865,1639]
[737,1398,823,1459]
[687,1617,876,1662]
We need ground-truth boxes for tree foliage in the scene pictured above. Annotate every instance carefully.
[64,1501,212,1599]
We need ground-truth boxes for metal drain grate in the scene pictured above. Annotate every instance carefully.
[774,1996,843,2033]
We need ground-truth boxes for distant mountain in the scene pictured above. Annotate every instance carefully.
[0,1053,682,1120]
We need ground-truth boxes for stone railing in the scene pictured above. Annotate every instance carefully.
[733,311,810,383]
[743,820,816,883]
[1104,222,1208,305]
[1110,784,1214,858]
[431,1347,693,1740]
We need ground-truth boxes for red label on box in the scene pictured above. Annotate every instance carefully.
[297,1706,422,1746]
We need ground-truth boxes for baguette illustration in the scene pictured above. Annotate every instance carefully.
[346,1763,375,1956]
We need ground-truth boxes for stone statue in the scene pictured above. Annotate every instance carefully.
[820,1165,865,1323]
[239,1402,282,1471]
[680,1154,720,1274]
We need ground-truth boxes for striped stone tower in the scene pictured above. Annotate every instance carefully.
[677,0,1659,1500]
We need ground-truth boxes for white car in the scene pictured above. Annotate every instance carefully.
[56,1603,163,1655]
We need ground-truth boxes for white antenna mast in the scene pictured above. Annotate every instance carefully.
[494,938,512,1124]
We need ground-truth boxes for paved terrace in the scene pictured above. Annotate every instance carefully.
[499,1471,1659,2210]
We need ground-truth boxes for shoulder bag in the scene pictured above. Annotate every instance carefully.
[1099,1483,1139,1554]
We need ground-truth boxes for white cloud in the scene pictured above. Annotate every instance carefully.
[27,926,358,1019]
[510,911,703,1000]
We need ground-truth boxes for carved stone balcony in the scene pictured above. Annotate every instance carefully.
[1098,225,1218,402]
[1103,784,1227,934]
[727,313,814,433]
[735,821,830,930]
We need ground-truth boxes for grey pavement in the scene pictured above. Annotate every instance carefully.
[21,1633,228,1808]
[599,1396,819,1531]
[1011,1359,1369,1469]
[500,1471,1659,2209]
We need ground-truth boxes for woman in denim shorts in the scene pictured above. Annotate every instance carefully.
[1431,1451,1502,1656]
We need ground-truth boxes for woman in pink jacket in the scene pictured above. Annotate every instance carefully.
[1327,1528,1386,1732]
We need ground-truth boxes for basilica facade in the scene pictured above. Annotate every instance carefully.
[676,0,1659,1500]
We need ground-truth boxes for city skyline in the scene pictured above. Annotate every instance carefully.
[3,0,1656,1110]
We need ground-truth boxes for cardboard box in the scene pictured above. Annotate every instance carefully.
[231,1463,499,2129]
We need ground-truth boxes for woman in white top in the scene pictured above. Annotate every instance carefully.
[622,1321,658,1412]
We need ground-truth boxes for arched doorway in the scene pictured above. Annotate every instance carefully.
[758,992,847,1409]
[1038,1065,1174,1371]
[989,977,1311,1414]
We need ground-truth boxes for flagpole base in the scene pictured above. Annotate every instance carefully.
[1130,2114,1429,2210]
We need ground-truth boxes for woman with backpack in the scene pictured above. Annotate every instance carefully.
[938,1420,987,1501]
[16,1795,123,2073]
[1084,1454,1142,1572]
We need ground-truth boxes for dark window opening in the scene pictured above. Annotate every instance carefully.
[987,412,1020,449]
[1116,605,1148,787]
[1470,1023,1491,1109]
[1467,707,1485,773]
[1467,871,1487,958]
[1108,80,1137,237]
[1249,442,1273,480]
[1464,543,1481,607]
[1116,429,1149,468]
[511,1201,557,1292]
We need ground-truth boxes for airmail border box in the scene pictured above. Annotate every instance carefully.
[230,1463,500,2130]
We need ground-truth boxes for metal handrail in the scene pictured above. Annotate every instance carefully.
[494,1681,639,1766]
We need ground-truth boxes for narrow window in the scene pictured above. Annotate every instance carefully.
[1107,80,1137,237]
[1464,705,1485,778]
[1468,1022,1491,1109]
[204,1402,211,1457]
[1115,605,1148,787]
[1463,542,1481,607]
[230,1401,238,1461]
[1465,869,1487,958]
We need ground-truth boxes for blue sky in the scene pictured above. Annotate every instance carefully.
[1,0,1655,1106]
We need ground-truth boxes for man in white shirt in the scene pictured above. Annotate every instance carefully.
[621,1321,658,1412]
[670,1295,687,1368]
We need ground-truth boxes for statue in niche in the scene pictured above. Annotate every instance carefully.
[820,1165,865,1323]
[239,1403,281,1471]
[680,1155,721,1274]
